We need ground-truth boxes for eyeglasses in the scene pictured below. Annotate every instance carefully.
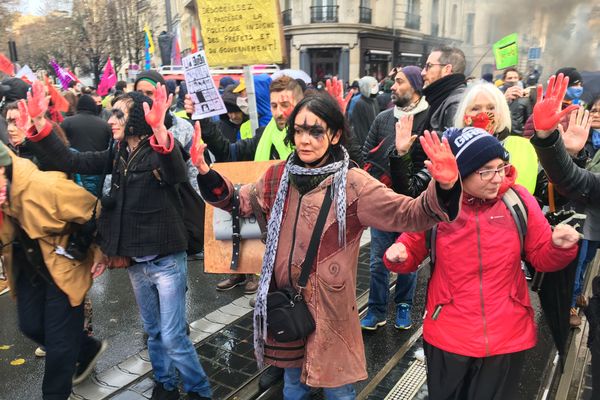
[423,62,448,71]
[477,164,511,181]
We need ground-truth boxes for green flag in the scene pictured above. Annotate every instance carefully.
[493,33,519,69]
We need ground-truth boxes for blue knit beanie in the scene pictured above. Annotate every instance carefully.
[445,127,509,178]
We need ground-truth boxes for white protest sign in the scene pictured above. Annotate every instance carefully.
[182,51,226,120]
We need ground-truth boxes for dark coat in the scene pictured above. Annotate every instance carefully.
[27,125,189,257]
[508,97,533,135]
[350,96,379,146]
[531,130,600,204]
[61,111,111,152]
[362,106,428,187]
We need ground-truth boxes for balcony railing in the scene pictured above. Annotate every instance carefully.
[310,5,339,23]
[359,7,372,24]
[282,9,292,26]
[405,13,421,30]
[431,22,439,37]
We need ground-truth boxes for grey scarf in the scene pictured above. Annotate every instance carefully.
[253,146,350,367]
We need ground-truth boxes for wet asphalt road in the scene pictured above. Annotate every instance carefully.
[0,259,243,400]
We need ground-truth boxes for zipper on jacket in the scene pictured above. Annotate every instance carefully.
[475,210,491,356]
[286,193,304,288]
[123,144,144,176]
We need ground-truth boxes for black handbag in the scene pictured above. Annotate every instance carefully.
[266,185,332,343]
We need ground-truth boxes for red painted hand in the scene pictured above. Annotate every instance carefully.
[26,80,49,119]
[533,73,579,135]
[17,100,32,132]
[191,121,209,174]
[325,77,353,114]
[143,82,173,131]
[420,130,459,189]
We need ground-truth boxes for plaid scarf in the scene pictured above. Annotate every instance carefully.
[253,146,350,367]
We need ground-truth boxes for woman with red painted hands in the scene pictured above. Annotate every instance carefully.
[384,126,580,400]
[190,92,462,399]
[21,82,212,399]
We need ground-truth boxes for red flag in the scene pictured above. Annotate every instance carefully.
[0,53,15,76]
[97,57,117,96]
[44,76,70,113]
[191,27,198,53]
[172,37,182,65]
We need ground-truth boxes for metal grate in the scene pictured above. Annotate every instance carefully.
[384,359,427,400]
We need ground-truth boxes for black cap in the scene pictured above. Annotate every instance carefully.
[134,70,166,91]
[555,67,582,86]
[77,94,99,114]
[0,78,30,103]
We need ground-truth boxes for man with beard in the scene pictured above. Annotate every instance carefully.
[421,46,467,132]
[361,66,430,331]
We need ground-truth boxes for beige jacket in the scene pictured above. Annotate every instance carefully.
[210,163,460,388]
[1,152,98,307]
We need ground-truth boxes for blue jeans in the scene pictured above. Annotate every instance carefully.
[128,252,211,397]
[572,240,600,307]
[367,228,417,319]
[283,368,356,400]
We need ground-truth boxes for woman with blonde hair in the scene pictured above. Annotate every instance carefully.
[454,82,539,194]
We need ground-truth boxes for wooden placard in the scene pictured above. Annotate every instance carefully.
[204,160,280,274]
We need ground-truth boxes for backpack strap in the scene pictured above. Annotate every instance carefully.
[501,187,528,258]
[425,226,438,272]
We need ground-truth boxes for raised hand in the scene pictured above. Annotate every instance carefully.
[17,100,32,132]
[558,106,591,155]
[184,93,195,116]
[385,242,408,263]
[533,73,579,137]
[26,80,49,119]
[395,114,417,156]
[191,121,209,174]
[551,224,580,249]
[143,83,173,131]
[420,130,459,190]
[325,76,353,114]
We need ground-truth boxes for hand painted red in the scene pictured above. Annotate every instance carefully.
[17,100,31,131]
[143,82,173,130]
[26,80,49,119]
[420,130,459,189]
[191,121,209,174]
[325,76,353,114]
[533,73,579,133]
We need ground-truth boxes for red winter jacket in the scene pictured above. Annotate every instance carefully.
[384,168,578,357]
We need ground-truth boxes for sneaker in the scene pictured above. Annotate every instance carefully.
[395,303,413,330]
[72,338,108,385]
[360,312,387,331]
[244,275,259,294]
[216,274,247,291]
[150,383,179,400]
[576,295,588,308]
[259,366,284,390]
[186,392,210,400]
[34,346,46,357]
[570,308,582,328]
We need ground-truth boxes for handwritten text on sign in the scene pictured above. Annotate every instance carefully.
[198,0,284,67]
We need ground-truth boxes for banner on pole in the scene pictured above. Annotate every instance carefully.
[183,51,227,119]
[493,33,519,70]
[197,0,285,67]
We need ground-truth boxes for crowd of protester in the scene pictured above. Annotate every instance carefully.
[0,42,599,400]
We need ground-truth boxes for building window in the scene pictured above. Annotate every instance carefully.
[450,4,457,35]
[282,9,292,26]
[359,0,372,24]
[311,0,338,23]
[466,13,474,45]
[431,0,439,37]
[405,0,421,30]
